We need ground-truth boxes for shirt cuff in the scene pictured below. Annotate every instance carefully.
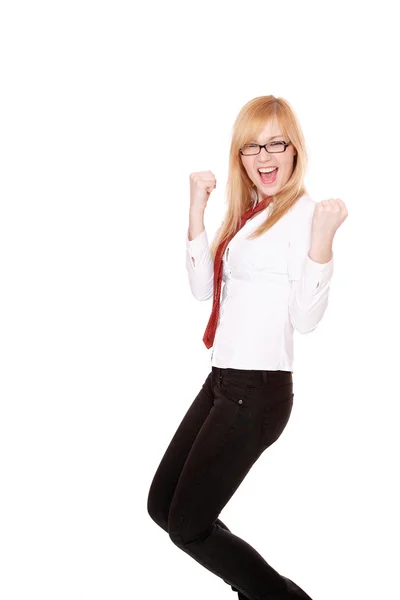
[186,227,208,250]
[303,252,334,290]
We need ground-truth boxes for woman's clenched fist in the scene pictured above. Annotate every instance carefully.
[312,198,348,241]
[189,171,217,211]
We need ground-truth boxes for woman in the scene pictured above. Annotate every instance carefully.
[147,95,348,600]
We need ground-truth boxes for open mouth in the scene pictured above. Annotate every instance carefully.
[258,167,278,184]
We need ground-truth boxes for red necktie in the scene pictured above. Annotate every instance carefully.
[203,195,274,349]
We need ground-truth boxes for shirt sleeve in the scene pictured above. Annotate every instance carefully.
[185,228,214,301]
[288,202,334,334]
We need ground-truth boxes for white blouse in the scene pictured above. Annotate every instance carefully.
[185,194,334,371]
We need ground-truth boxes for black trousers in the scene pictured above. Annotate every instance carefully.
[147,366,313,600]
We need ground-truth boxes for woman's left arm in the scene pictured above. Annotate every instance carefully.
[289,198,348,334]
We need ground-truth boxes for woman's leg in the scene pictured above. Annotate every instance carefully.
[147,370,231,535]
[165,368,301,600]
[148,368,312,600]
[147,368,245,596]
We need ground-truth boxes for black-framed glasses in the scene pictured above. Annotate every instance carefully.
[239,141,292,155]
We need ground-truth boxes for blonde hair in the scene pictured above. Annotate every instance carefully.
[210,95,309,262]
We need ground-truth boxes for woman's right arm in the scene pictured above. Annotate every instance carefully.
[185,207,214,301]
[185,171,217,301]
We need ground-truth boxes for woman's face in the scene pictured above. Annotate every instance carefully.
[240,119,297,201]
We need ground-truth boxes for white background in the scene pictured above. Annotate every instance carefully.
[1,1,399,599]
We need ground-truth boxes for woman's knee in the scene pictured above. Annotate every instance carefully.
[168,504,213,546]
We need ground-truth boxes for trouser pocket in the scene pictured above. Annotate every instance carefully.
[212,370,250,407]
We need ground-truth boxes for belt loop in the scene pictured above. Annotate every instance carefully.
[262,371,268,384]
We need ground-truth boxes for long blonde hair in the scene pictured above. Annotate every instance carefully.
[210,95,309,262]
